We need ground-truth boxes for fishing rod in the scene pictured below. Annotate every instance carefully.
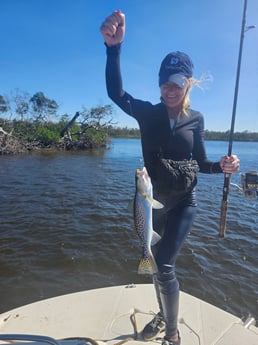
[219,0,256,238]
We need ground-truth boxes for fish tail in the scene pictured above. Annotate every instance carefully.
[137,255,158,275]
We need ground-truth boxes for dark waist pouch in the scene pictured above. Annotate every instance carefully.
[156,159,200,193]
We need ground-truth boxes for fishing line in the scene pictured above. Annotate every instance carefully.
[178,317,201,345]
[255,51,258,133]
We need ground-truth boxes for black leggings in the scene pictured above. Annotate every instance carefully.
[155,205,197,272]
[152,204,197,337]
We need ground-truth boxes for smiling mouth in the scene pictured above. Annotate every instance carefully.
[166,95,178,100]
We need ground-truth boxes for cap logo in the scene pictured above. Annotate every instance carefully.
[170,57,179,65]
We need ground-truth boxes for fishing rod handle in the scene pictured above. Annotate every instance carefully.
[219,200,228,238]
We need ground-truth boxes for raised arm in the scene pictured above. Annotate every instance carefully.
[100,11,129,110]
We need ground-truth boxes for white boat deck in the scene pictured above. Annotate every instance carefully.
[0,284,257,345]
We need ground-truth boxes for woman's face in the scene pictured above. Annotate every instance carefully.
[160,81,188,109]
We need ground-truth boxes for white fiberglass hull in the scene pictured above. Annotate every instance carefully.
[0,284,257,345]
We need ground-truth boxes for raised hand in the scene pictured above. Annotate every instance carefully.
[100,10,125,47]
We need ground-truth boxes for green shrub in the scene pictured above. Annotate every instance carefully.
[35,124,60,145]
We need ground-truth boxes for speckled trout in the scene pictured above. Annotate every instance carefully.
[134,167,164,275]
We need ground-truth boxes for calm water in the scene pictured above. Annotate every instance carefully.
[0,139,257,324]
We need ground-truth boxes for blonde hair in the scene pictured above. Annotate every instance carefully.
[182,78,199,115]
[182,73,212,115]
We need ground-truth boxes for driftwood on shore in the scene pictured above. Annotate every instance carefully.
[60,112,80,138]
[0,127,27,154]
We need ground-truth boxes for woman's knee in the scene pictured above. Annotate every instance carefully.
[157,264,179,294]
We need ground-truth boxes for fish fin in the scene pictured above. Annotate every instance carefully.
[138,255,158,275]
[145,195,154,205]
[152,199,164,209]
[151,230,161,246]
[144,195,164,209]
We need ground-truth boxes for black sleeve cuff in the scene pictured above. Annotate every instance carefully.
[105,43,122,55]
[210,162,223,173]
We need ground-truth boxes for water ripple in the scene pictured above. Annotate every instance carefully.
[0,139,257,324]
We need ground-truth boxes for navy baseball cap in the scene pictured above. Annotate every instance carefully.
[159,51,194,87]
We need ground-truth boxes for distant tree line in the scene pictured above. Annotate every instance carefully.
[0,89,257,155]
[107,126,141,138]
[108,127,258,142]
[204,130,258,142]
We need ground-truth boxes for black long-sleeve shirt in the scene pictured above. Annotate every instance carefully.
[105,43,222,181]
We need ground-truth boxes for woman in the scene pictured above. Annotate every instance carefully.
[100,10,240,345]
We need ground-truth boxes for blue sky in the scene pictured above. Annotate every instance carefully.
[1,0,258,131]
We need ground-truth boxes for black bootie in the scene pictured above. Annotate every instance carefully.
[160,285,179,338]
[141,273,166,340]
